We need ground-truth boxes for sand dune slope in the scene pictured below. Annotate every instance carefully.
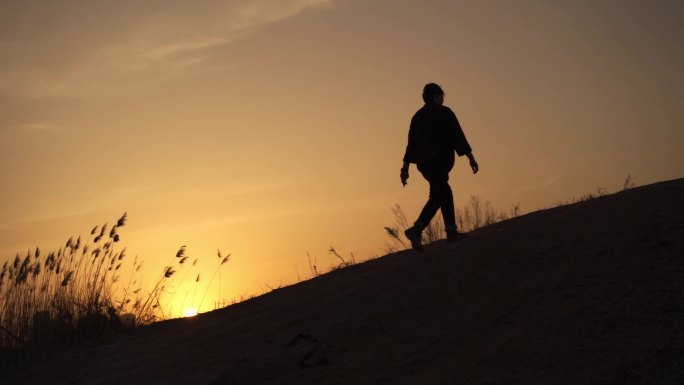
[9,178,684,385]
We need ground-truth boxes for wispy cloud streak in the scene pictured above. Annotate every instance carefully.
[511,174,562,195]
[0,0,334,98]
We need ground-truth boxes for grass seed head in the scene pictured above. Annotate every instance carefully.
[33,262,41,277]
[176,246,186,259]
[61,271,73,286]
[117,212,127,227]
[164,266,176,278]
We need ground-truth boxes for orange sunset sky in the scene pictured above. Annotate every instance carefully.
[1,0,683,313]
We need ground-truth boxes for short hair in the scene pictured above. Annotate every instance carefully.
[422,83,444,103]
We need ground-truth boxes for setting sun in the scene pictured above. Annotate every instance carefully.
[183,308,198,318]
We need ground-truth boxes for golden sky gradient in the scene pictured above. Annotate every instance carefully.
[1,0,683,312]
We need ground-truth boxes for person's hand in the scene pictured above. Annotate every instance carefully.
[466,153,479,174]
[469,158,479,174]
[400,167,409,186]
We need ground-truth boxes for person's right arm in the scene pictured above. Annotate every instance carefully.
[402,116,418,165]
[401,116,418,186]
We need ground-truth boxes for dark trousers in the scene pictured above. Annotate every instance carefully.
[416,167,456,230]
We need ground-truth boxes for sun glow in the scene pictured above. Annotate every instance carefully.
[183,308,198,317]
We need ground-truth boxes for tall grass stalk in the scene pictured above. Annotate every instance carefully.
[0,214,187,363]
[197,250,230,312]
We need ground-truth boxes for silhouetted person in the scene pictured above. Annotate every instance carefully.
[401,83,479,251]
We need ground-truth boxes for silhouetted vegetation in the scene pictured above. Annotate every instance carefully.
[385,174,637,252]
[0,213,231,370]
[383,196,521,253]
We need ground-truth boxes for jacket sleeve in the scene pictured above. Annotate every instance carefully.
[402,115,418,164]
[448,109,472,156]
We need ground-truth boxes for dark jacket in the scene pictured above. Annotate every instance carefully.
[402,103,472,171]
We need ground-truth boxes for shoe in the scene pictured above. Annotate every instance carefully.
[446,229,466,243]
[404,226,424,252]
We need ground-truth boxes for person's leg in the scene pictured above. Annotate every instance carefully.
[409,170,464,245]
[428,173,467,242]
[406,168,453,251]
[418,171,457,227]
[415,169,444,227]
[404,167,437,251]
[432,173,456,230]
[429,174,468,242]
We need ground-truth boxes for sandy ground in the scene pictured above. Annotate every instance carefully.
[6,178,684,384]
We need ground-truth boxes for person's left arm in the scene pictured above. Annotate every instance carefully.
[448,108,478,174]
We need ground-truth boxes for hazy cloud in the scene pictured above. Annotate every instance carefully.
[512,174,562,195]
[0,184,158,231]
[0,122,64,143]
[0,0,334,98]
[17,123,61,133]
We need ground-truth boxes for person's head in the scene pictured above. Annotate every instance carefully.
[422,83,444,105]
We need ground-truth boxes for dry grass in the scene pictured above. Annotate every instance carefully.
[383,196,521,252]
[385,175,637,251]
[0,213,231,369]
[1,215,137,351]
